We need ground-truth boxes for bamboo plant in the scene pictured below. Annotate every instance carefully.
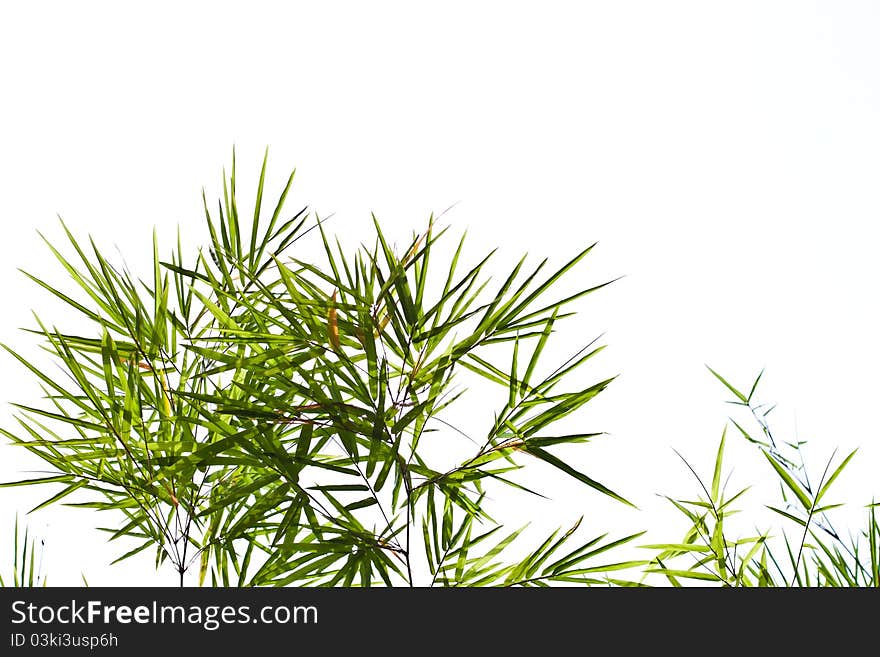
[1,152,643,586]
[645,369,880,587]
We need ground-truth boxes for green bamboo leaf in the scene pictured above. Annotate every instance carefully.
[508,334,519,408]
[747,369,764,403]
[711,427,726,503]
[29,479,88,513]
[641,544,712,553]
[110,540,154,565]
[766,506,806,527]
[248,147,269,270]
[520,311,556,397]
[524,446,633,507]
[646,568,722,582]
[815,449,858,505]
[706,366,748,403]
[763,451,813,511]
[0,474,75,488]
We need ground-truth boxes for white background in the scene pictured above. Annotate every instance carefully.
[1,1,878,585]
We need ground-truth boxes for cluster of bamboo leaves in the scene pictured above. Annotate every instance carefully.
[644,369,880,587]
[0,153,643,586]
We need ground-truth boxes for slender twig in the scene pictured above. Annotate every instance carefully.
[791,451,835,587]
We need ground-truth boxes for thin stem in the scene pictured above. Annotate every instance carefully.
[791,453,834,587]
[405,498,414,587]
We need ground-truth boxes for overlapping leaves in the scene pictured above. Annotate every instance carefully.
[1,152,638,586]
[645,370,879,587]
